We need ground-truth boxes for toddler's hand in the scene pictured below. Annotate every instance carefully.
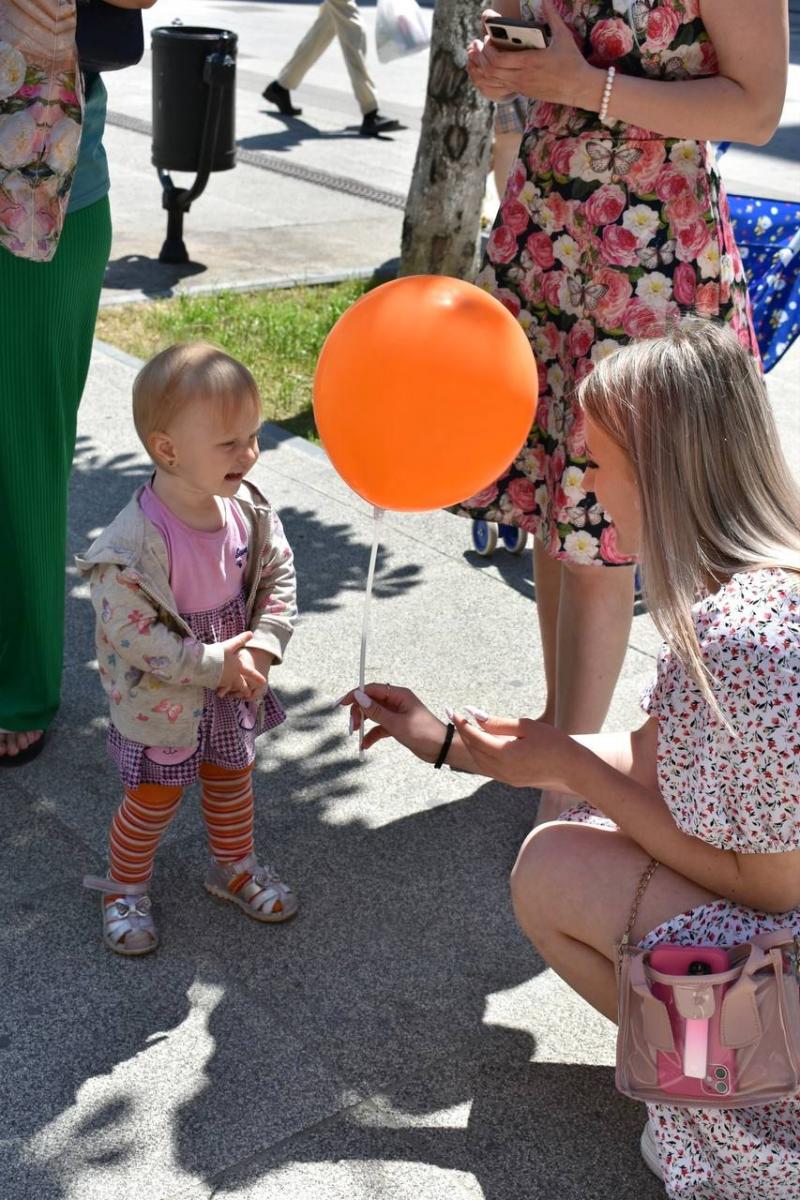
[217,645,273,701]
[218,631,261,694]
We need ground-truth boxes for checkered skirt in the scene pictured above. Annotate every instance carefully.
[108,591,285,788]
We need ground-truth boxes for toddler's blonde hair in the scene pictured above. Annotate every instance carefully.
[133,342,260,454]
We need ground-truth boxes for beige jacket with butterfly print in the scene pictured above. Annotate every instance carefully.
[75,480,297,747]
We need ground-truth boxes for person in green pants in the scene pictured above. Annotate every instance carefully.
[0,68,112,764]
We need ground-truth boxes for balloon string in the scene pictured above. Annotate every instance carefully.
[359,505,385,756]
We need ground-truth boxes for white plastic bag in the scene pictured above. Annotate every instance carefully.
[375,0,430,63]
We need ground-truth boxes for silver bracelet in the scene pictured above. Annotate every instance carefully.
[598,64,616,125]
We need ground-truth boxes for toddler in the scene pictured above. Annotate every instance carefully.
[78,343,298,955]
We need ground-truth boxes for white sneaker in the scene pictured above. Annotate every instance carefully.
[640,1120,664,1181]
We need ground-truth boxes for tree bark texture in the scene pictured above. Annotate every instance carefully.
[400,0,494,280]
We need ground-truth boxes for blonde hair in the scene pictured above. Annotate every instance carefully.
[577,320,800,707]
[132,342,260,452]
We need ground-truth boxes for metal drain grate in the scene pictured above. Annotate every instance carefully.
[106,110,407,211]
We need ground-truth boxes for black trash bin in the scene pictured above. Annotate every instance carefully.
[151,25,237,262]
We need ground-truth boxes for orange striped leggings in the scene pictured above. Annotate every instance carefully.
[109,762,254,887]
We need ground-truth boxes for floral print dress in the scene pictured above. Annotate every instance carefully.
[456,0,759,565]
[562,568,800,1197]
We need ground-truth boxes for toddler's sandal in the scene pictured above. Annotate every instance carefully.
[84,875,159,956]
[204,852,298,923]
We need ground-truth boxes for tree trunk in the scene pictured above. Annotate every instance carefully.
[400,0,493,280]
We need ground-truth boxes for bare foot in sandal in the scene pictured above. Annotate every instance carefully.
[0,728,45,765]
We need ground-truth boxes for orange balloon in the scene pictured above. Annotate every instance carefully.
[313,275,538,512]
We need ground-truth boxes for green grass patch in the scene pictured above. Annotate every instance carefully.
[95,279,370,441]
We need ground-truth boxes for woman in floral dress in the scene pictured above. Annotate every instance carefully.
[461,0,788,822]
[341,322,800,1197]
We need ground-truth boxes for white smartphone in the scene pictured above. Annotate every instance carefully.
[486,19,548,50]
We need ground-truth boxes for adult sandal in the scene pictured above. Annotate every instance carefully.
[204,852,298,923]
[0,729,46,767]
[84,875,159,956]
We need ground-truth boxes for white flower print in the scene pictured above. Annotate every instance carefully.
[547,363,566,399]
[517,309,534,332]
[697,242,721,279]
[0,109,39,169]
[0,42,26,101]
[562,465,586,503]
[590,337,622,364]
[668,42,706,75]
[563,530,600,563]
[474,264,498,292]
[535,484,549,511]
[622,204,660,244]
[635,271,673,307]
[518,180,541,210]
[669,139,701,174]
[44,115,80,174]
[719,253,734,284]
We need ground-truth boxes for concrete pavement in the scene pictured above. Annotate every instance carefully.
[0,3,799,1197]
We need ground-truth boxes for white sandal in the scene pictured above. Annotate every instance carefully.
[204,852,298,923]
[84,875,159,956]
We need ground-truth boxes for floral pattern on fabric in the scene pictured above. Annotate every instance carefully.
[108,590,286,789]
[561,568,800,1198]
[725,192,800,373]
[453,0,759,564]
[0,1,82,261]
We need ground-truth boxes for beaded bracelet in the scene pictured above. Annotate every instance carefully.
[598,64,616,125]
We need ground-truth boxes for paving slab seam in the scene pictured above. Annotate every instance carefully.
[201,1092,389,1193]
[106,110,407,209]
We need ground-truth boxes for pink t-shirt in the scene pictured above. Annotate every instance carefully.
[139,483,250,614]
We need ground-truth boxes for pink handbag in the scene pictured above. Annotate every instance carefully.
[616,860,800,1109]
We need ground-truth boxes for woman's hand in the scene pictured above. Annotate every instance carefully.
[451,711,573,789]
[337,683,448,759]
[468,0,600,109]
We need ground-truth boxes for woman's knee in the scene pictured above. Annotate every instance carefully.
[510,823,577,944]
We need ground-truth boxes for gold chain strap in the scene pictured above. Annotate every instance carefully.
[617,857,660,967]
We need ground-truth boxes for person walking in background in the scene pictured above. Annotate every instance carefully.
[262,0,403,136]
[459,0,788,823]
[493,95,526,199]
[482,95,527,227]
[0,0,155,765]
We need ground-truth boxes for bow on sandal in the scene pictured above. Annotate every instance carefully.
[204,852,298,923]
[84,875,159,956]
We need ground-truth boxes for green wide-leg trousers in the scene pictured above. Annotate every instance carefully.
[0,197,112,731]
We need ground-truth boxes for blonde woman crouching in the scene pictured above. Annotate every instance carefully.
[338,321,800,1197]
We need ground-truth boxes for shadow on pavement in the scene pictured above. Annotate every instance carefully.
[0,439,658,1200]
[103,254,208,299]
